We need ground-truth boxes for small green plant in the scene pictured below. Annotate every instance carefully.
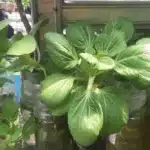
[0,97,37,149]
[0,19,46,149]
[40,17,150,147]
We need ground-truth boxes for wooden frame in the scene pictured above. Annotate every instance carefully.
[53,0,150,32]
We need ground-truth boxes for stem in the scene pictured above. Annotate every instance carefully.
[15,0,31,33]
[86,76,95,92]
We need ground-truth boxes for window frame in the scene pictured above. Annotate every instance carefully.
[64,0,150,5]
[55,0,150,32]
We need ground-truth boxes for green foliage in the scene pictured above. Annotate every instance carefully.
[95,30,127,57]
[40,17,150,147]
[0,19,46,74]
[0,20,10,56]
[0,20,44,149]
[22,116,37,140]
[0,123,10,136]
[45,32,79,70]
[80,53,115,76]
[66,23,96,54]
[97,87,129,135]
[1,16,150,148]
[104,17,135,42]
[7,35,36,56]
[68,85,103,146]
[0,97,38,149]
[2,99,19,121]
[41,73,75,107]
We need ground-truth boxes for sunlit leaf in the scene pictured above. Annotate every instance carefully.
[45,32,79,70]
[7,35,36,56]
[80,53,115,76]
[10,32,23,44]
[68,87,103,146]
[104,17,134,41]
[41,73,75,108]
[96,87,129,135]
[95,30,126,57]
[66,23,95,54]
[115,45,150,78]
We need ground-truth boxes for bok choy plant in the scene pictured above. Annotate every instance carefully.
[40,17,150,147]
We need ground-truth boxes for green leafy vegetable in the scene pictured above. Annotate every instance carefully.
[95,30,126,57]
[136,38,150,45]
[41,73,75,107]
[8,128,22,143]
[136,38,150,57]
[80,53,115,75]
[49,98,72,116]
[22,116,36,140]
[10,32,23,44]
[0,123,10,136]
[66,23,95,54]
[133,38,150,88]
[7,55,45,73]
[45,32,79,70]
[2,99,19,121]
[104,17,134,42]
[7,35,36,56]
[68,87,103,146]
[115,45,150,78]
[96,87,129,135]
[38,18,150,147]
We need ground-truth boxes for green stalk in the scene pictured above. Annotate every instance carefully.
[86,76,95,94]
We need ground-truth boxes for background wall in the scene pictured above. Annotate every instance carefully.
[38,0,56,40]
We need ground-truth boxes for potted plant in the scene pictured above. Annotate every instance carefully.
[38,17,150,150]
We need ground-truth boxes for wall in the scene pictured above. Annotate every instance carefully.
[38,0,56,40]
